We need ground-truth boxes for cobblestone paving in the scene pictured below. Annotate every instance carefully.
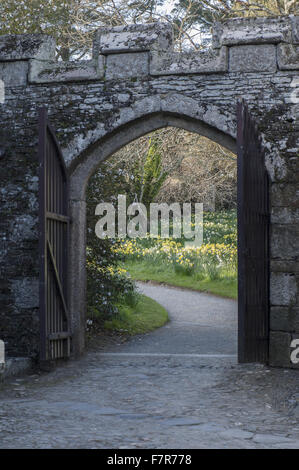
[0,284,298,449]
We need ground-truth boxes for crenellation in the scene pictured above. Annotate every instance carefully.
[0,18,295,84]
[278,43,299,70]
[0,34,55,62]
[93,22,173,56]
[212,16,293,48]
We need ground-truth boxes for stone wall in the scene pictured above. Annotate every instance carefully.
[0,16,298,366]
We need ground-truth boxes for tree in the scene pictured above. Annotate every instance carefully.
[0,0,169,60]
[2,1,296,61]
[174,0,298,28]
[232,0,298,16]
[161,133,237,210]
[96,127,237,211]
[132,139,168,210]
[0,0,77,60]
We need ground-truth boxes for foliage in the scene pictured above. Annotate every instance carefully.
[132,138,168,210]
[85,139,170,330]
[2,0,296,62]
[232,0,298,17]
[124,260,238,299]
[105,129,237,211]
[0,0,79,60]
[0,0,158,59]
[175,0,298,28]
[86,161,136,327]
[84,126,238,330]
[119,210,238,297]
[86,243,136,319]
[104,294,169,335]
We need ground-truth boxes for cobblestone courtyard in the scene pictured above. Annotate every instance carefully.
[0,284,299,449]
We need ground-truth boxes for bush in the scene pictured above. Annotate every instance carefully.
[86,162,137,333]
[86,238,137,327]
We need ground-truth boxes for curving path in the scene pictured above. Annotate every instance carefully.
[109,281,238,356]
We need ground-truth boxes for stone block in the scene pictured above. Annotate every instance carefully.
[271,224,299,259]
[291,16,299,44]
[270,306,299,331]
[150,47,227,76]
[0,61,28,86]
[11,278,39,309]
[94,22,173,56]
[271,260,299,274]
[29,57,105,84]
[271,207,299,224]
[278,44,299,70]
[3,357,33,379]
[213,16,292,48]
[271,183,299,209]
[269,331,293,367]
[270,272,297,306]
[265,145,289,183]
[0,34,56,61]
[105,52,149,80]
[10,215,38,243]
[229,44,277,72]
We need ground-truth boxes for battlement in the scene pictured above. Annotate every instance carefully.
[212,15,298,47]
[0,16,298,85]
[0,33,56,61]
[93,22,173,55]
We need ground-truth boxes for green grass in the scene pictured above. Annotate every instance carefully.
[104,294,169,335]
[123,260,237,300]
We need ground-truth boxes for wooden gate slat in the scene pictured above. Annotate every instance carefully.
[237,100,269,364]
[47,238,69,319]
[46,211,70,223]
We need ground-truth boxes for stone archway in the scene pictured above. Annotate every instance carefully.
[68,107,237,355]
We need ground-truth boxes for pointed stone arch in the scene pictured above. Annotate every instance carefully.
[67,103,237,354]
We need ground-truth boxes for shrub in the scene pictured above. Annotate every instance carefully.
[86,161,137,332]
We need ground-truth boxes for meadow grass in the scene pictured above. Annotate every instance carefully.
[122,260,237,299]
[118,210,238,300]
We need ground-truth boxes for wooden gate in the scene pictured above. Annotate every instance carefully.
[237,101,269,363]
[38,108,71,361]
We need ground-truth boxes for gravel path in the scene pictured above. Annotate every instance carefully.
[0,282,299,449]
[113,282,238,355]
